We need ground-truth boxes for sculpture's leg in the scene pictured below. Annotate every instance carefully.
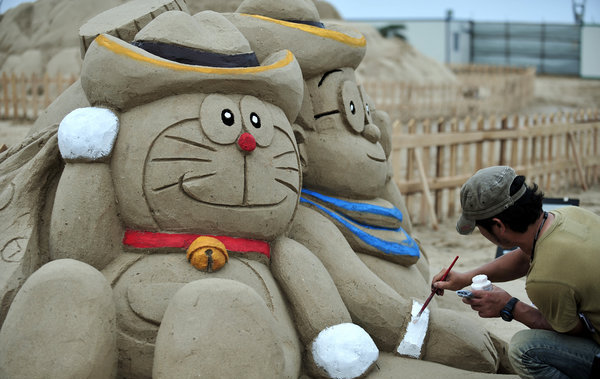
[423,308,499,373]
[0,259,117,379]
[289,205,411,351]
[153,278,293,378]
[272,237,378,378]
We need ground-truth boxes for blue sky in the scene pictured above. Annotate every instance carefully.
[1,0,599,24]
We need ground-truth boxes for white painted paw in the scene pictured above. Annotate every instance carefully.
[397,299,430,359]
[58,107,119,161]
[312,323,379,379]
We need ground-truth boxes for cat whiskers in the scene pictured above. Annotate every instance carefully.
[273,150,296,159]
[164,135,217,151]
[274,178,299,194]
[151,157,212,163]
[272,149,300,194]
[152,172,216,192]
[275,166,299,172]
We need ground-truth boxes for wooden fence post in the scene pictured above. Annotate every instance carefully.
[413,147,438,230]
[420,118,434,224]
[567,131,589,191]
[19,73,27,119]
[1,72,8,118]
[487,115,497,166]
[476,116,484,170]
[435,118,445,218]
[43,73,50,108]
[500,115,508,165]
[405,119,416,213]
[448,118,458,217]
[32,73,39,120]
[11,73,18,119]
[510,114,519,167]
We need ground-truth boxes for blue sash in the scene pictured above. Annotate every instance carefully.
[300,189,419,265]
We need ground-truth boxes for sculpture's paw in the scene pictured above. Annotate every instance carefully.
[311,323,379,379]
[396,300,429,359]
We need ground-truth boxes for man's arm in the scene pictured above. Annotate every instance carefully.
[465,288,588,336]
[432,248,530,293]
[512,300,553,330]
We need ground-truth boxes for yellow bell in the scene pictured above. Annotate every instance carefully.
[186,236,228,272]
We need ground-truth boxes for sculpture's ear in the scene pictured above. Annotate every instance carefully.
[58,107,119,163]
[292,124,308,176]
[50,107,123,270]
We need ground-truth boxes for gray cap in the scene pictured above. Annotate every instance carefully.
[456,166,526,235]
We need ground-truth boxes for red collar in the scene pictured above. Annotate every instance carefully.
[123,230,270,258]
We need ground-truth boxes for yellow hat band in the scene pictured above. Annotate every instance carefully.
[241,14,366,48]
[95,34,294,75]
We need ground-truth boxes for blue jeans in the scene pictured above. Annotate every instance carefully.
[509,329,600,378]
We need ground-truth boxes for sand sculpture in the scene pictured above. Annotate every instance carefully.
[0,0,506,378]
[226,0,501,373]
[0,3,385,378]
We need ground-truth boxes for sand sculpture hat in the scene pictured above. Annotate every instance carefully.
[225,0,367,79]
[80,10,303,120]
[456,166,527,235]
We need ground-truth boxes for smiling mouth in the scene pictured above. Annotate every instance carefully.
[179,173,288,208]
[367,153,387,162]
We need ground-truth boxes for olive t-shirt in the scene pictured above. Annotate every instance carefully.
[526,206,600,344]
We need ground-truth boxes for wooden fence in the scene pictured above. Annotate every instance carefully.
[363,65,536,122]
[391,109,600,228]
[1,64,534,123]
[0,72,77,120]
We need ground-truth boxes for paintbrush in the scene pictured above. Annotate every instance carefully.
[415,255,459,320]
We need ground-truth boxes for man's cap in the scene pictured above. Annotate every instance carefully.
[456,166,526,235]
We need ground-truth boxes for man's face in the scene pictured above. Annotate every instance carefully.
[477,224,514,249]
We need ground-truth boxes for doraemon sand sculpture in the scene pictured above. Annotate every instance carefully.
[0,3,382,378]
[227,0,500,372]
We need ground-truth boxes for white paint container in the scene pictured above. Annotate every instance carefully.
[471,274,493,291]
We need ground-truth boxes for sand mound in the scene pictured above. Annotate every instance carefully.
[45,47,82,77]
[328,21,457,84]
[0,49,43,76]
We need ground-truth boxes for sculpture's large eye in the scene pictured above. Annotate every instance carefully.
[200,94,242,144]
[240,96,274,147]
[339,81,365,133]
[221,109,235,126]
[359,85,374,125]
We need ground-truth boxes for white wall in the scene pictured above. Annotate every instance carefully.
[402,21,446,63]
[386,20,470,65]
[580,26,600,78]
[448,21,471,64]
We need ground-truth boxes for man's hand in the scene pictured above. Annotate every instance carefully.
[431,269,470,295]
[462,286,512,318]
